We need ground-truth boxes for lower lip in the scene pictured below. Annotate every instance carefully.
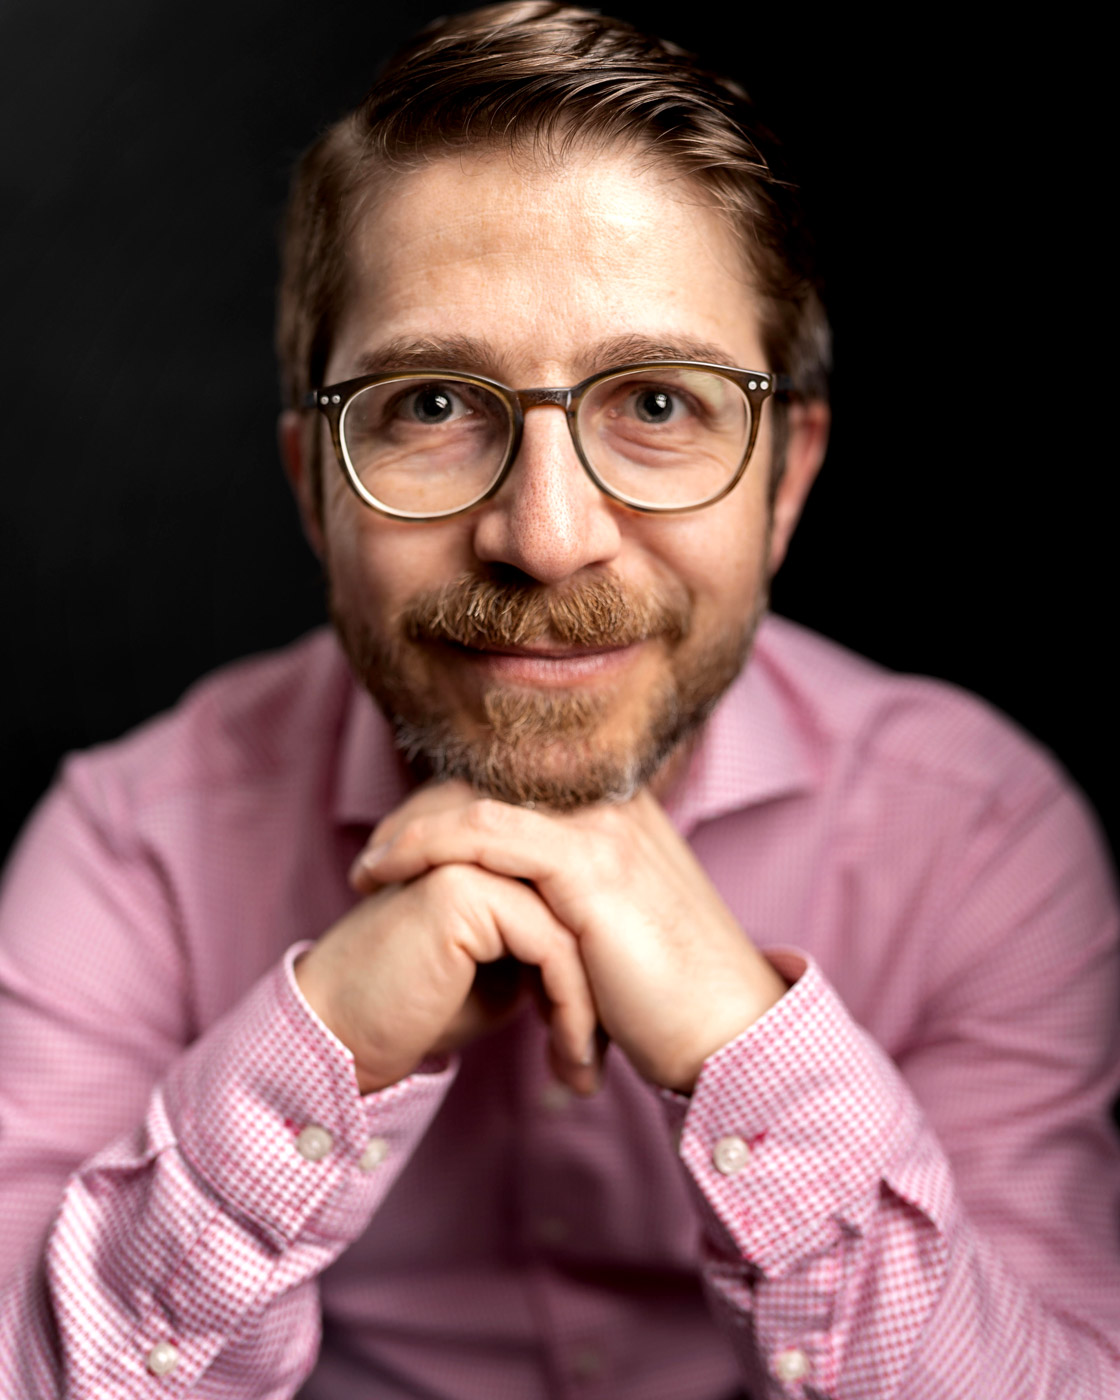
[448,642,645,686]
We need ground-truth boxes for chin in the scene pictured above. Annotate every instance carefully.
[390,683,679,809]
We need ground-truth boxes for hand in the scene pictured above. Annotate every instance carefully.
[352,783,787,1092]
[295,781,600,1095]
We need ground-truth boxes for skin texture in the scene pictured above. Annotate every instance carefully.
[284,144,828,1095]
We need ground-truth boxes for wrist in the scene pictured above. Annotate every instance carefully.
[666,957,789,1094]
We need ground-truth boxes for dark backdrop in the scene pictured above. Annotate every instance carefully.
[1,2,1113,877]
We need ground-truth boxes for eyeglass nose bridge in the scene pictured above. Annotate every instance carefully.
[495,384,592,502]
[512,386,574,411]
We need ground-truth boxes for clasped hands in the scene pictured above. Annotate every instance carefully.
[295,781,787,1096]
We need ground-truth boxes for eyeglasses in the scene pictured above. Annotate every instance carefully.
[305,360,792,520]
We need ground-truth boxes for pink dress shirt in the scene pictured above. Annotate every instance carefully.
[0,615,1117,1399]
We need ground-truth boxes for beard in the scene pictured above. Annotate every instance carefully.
[332,567,764,810]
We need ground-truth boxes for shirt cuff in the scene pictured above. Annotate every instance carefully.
[668,950,919,1278]
[160,943,458,1249]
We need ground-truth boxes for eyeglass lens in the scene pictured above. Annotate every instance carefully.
[338,368,753,516]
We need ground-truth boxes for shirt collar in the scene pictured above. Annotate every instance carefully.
[332,677,415,829]
[660,616,818,837]
[330,614,818,834]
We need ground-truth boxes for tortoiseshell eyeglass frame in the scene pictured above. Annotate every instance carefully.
[303,360,794,521]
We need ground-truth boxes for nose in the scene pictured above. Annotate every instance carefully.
[470,405,623,584]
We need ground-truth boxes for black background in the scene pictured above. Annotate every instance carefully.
[1,1,1114,879]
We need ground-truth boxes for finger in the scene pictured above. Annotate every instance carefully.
[524,966,598,1095]
[466,874,599,1073]
[373,778,477,844]
[428,958,538,1056]
[361,799,586,897]
[546,1036,602,1097]
[377,792,717,913]
[351,781,478,890]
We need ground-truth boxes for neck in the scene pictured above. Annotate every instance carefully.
[646,732,699,805]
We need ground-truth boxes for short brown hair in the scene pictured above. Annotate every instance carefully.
[276,2,830,437]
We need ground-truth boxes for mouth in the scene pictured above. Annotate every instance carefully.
[440,638,647,686]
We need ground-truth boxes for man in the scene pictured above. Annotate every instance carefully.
[0,4,1117,1397]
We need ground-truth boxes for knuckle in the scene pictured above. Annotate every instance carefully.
[465,797,510,834]
[424,866,503,955]
[422,862,473,898]
[597,804,629,838]
[421,863,504,927]
[580,822,624,879]
[393,815,429,852]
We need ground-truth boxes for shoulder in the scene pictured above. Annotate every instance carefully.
[751,618,1117,1045]
[754,614,1069,814]
[55,628,356,833]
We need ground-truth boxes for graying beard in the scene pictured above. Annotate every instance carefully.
[335,577,767,810]
[388,680,691,811]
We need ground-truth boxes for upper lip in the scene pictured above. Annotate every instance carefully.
[450,640,633,658]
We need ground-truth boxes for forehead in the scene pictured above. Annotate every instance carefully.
[329,145,767,383]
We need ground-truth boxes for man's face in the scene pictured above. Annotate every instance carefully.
[304,145,814,807]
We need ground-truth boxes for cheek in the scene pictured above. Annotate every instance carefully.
[643,495,772,620]
[323,498,475,620]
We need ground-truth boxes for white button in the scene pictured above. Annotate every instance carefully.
[359,1137,389,1170]
[539,1081,572,1112]
[146,1341,180,1377]
[712,1134,751,1175]
[773,1346,811,1382]
[570,1345,603,1379]
[295,1124,334,1161]
[535,1215,570,1244]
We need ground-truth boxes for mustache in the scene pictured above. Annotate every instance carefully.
[400,572,691,650]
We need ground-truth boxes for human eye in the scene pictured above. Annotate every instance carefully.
[613,380,696,429]
[579,367,749,496]
[341,377,508,501]
[389,381,482,429]
[344,378,501,454]
[592,371,721,454]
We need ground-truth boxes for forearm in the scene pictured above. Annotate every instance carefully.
[699,1132,1120,1399]
[672,955,1120,1399]
[0,949,456,1399]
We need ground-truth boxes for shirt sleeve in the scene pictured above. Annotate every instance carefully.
[0,781,457,1398]
[664,946,1120,1399]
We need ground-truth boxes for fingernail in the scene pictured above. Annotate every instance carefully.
[576,1063,601,1097]
[580,1036,597,1067]
[349,843,388,883]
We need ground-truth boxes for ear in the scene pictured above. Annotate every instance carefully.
[278,409,326,559]
[768,399,830,576]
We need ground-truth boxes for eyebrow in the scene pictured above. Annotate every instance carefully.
[588,333,742,372]
[351,336,504,377]
[346,332,748,384]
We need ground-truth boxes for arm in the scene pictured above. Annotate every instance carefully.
[672,953,1120,1398]
[356,782,1120,1398]
[0,779,454,1398]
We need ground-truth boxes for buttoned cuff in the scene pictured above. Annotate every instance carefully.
[669,950,921,1278]
[161,943,458,1249]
